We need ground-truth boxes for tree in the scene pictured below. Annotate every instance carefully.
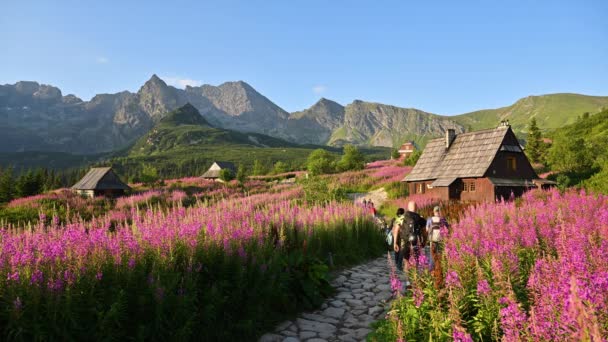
[337,145,365,171]
[306,149,336,176]
[236,165,247,184]
[15,170,41,198]
[252,160,267,176]
[547,137,593,174]
[140,164,160,186]
[0,166,14,203]
[219,168,235,182]
[273,161,288,175]
[526,118,544,164]
[403,150,421,166]
[391,149,400,160]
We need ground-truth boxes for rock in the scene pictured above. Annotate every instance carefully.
[322,307,345,319]
[376,284,391,291]
[351,288,365,294]
[336,292,354,299]
[282,330,298,337]
[276,321,293,332]
[337,334,356,342]
[307,339,328,342]
[351,308,367,316]
[362,282,375,290]
[374,291,392,302]
[259,333,283,342]
[354,328,372,339]
[333,275,347,286]
[296,318,336,334]
[282,337,299,342]
[345,299,364,306]
[320,303,328,310]
[368,306,383,316]
[330,300,346,308]
[299,331,317,340]
[301,313,339,324]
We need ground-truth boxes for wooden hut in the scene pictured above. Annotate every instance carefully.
[402,122,554,202]
[397,141,416,159]
[71,167,130,198]
[201,161,237,180]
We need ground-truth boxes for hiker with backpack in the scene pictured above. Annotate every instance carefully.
[392,201,427,272]
[425,206,449,288]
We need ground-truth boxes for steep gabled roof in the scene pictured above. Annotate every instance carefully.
[72,167,130,190]
[201,161,237,179]
[404,126,511,182]
[214,161,236,171]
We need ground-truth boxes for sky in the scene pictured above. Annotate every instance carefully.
[1,0,607,114]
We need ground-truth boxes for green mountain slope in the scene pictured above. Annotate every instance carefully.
[129,103,299,156]
[451,93,608,134]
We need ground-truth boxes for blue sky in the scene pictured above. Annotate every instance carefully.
[1,0,606,114]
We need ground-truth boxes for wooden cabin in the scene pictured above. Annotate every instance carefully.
[71,167,130,198]
[398,141,416,159]
[402,122,554,202]
[201,161,237,180]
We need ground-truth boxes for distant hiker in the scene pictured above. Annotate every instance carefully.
[362,198,368,207]
[392,201,426,272]
[370,202,377,217]
[426,206,449,288]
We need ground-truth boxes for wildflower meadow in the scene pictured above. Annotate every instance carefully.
[370,188,608,341]
[0,180,384,341]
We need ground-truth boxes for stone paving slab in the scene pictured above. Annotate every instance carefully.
[259,257,394,342]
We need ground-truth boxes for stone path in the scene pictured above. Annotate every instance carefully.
[259,257,393,342]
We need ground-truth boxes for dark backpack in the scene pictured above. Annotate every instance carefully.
[400,212,423,246]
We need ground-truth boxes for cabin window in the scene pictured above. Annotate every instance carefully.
[463,182,468,192]
[469,181,476,192]
[417,183,424,194]
[507,157,517,171]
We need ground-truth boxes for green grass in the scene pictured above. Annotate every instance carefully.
[451,93,608,135]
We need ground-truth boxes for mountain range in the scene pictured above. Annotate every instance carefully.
[2,75,607,154]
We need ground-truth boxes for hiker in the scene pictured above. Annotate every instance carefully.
[362,198,368,207]
[392,201,426,272]
[390,208,405,266]
[370,202,377,217]
[426,206,449,288]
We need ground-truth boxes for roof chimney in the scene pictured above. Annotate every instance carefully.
[446,129,456,149]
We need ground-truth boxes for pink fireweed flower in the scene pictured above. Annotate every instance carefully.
[446,270,461,288]
[95,272,103,281]
[477,279,491,296]
[413,286,424,307]
[7,271,20,282]
[452,325,473,342]
[30,269,43,285]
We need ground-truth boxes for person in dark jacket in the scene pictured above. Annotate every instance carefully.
[392,201,426,272]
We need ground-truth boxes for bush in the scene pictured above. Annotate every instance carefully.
[219,168,235,182]
[306,149,337,176]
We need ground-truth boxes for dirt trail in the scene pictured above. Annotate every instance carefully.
[349,188,388,208]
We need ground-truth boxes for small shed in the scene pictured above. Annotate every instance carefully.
[403,122,555,202]
[398,141,416,159]
[201,161,237,180]
[71,167,130,198]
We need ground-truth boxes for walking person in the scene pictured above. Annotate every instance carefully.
[426,206,449,288]
[392,201,426,273]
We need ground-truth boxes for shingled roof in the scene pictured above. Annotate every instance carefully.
[403,126,511,182]
[72,167,130,190]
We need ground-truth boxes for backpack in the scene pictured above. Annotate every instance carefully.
[385,228,393,246]
[429,216,442,243]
